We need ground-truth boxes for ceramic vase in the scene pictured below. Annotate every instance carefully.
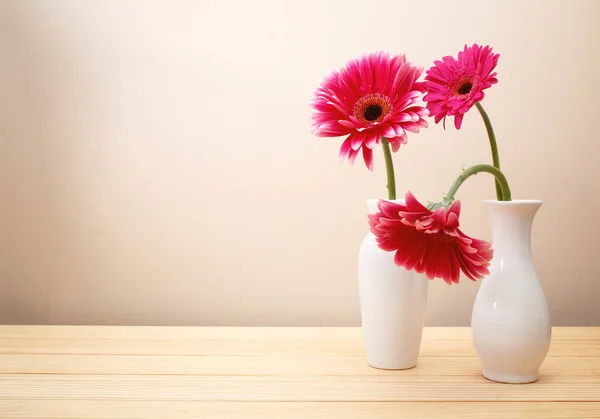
[358,199,429,370]
[471,200,551,383]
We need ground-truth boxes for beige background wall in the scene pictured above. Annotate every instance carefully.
[0,0,598,326]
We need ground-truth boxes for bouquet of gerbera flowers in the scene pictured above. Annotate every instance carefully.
[311,45,551,382]
[311,44,510,285]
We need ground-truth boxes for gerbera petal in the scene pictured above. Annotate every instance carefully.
[446,212,460,229]
[434,113,445,124]
[322,119,350,132]
[435,243,454,284]
[338,119,361,129]
[359,56,372,90]
[347,148,360,165]
[422,236,443,280]
[364,133,379,149]
[402,123,423,134]
[381,124,396,139]
[405,192,430,214]
[390,138,402,152]
[432,59,453,79]
[448,199,462,218]
[391,62,411,92]
[362,147,374,171]
[338,136,352,161]
[350,131,365,150]
[396,234,428,271]
[471,92,484,102]
[430,207,447,225]
[391,124,405,137]
[375,53,390,92]
[376,200,401,218]
[454,114,464,130]
[448,247,461,284]
[455,248,482,280]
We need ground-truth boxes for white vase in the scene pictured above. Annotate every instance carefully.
[471,200,551,384]
[358,198,429,370]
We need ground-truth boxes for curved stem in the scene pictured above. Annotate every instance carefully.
[475,102,502,201]
[445,164,511,204]
[381,138,396,200]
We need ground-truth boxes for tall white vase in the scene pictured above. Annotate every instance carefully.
[358,199,429,370]
[471,200,551,384]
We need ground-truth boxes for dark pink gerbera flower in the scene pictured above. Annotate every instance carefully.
[368,191,493,285]
[311,52,428,170]
[423,44,499,130]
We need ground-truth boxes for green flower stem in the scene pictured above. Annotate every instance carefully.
[381,138,396,200]
[445,164,511,204]
[475,102,502,201]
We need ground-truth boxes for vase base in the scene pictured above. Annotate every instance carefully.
[483,369,539,384]
[367,362,417,371]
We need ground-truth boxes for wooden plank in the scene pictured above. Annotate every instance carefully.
[0,326,597,341]
[548,327,600,340]
[0,374,598,402]
[0,337,597,357]
[0,326,598,419]
[0,354,597,377]
[0,326,462,340]
[0,400,599,419]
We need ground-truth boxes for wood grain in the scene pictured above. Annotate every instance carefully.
[0,355,598,377]
[0,327,597,418]
[0,338,598,357]
[1,401,599,419]
[1,374,599,402]
[0,326,598,340]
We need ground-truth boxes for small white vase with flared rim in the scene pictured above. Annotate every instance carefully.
[471,199,551,384]
[358,198,429,370]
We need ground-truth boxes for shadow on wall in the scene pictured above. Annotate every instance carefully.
[0,2,114,324]
[0,1,243,326]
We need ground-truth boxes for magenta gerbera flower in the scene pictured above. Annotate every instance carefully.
[423,44,499,130]
[311,52,428,170]
[368,191,493,285]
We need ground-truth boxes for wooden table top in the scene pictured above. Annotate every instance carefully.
[0,326,598,418]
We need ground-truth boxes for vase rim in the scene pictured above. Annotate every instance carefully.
[366,198,407,215]
[484,199,543,205]
[366,198,407,204]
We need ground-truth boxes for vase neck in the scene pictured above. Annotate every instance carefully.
[485,200,542,255]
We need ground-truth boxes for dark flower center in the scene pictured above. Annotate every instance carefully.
[457,81,473,95]
[353,94,392,125]
[364,105,383,121]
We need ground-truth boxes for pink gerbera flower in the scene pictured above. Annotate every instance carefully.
[423,44,499,130]
[311,52,428,170]
[368,191,493,285]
